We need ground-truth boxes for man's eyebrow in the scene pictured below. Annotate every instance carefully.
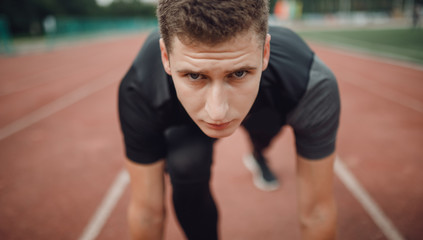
[176,69,204,74]
[224,66,257,74]
[176,66,258,74]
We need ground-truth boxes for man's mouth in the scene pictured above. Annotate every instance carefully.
[206,121,231,130]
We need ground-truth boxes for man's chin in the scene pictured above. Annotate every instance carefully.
[199,126,237,139]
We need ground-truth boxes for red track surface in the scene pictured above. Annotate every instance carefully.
[0,32,422,240]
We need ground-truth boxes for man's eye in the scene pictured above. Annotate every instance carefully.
[188,73,201,80]
[233,71,247,78]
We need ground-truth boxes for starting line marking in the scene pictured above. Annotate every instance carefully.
[335,157,405,240]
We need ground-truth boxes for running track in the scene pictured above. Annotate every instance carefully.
[0,31,422,240]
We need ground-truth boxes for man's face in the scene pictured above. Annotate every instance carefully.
[160,31,271,138]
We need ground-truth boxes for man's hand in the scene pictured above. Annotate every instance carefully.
[296,152,337,240]
[125,159,166,240]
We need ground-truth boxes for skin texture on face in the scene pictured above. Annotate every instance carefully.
[160,31,271,138]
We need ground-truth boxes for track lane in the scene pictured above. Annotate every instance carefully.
[0,35,146,128]
[1,33,422,240]
[311,43,423,239]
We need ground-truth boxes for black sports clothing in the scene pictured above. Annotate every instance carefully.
[118,26,340,164]
[118,26,340,240]
[166,125,218,240]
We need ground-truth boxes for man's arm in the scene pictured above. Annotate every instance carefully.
[125,159,166,240]
[296,152,337,240]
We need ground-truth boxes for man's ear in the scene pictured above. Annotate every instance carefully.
[262,34,271,71]
[159,38,172,75]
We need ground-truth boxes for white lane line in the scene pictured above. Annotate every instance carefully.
[314,43,423,113]
[311,41,423,72]
[335,157,405,240]
[0,70,120,141]
[78,169,130,240]
[340,72,423,114]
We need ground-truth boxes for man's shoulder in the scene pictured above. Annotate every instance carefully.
[133,30,162,70]
[258,26,314,111]
[265,26,314,81]
[268,26,312,55]
[120,30,173,108]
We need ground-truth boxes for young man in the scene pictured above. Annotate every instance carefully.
[118,0,340,239]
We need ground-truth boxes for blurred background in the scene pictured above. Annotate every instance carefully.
[0,0,422,62]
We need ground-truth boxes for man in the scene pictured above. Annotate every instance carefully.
[118,0,340,239]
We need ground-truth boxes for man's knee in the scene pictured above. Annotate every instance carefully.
[165,126,214,183]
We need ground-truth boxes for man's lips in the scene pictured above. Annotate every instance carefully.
[206,121,231,130]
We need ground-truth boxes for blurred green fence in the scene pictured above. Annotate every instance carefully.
[0,17,157,55]
[0,16,12,54]
[53,17,157,36]
[301,0,395,13]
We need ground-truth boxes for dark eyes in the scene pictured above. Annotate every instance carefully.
[187,73,200,80]
[232,71,247,78]
[186,70,248,81]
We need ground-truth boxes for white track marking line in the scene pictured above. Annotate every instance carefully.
[316,44,411,238]
[340,71,423,113]
[315,43,423,113]
[311,42,423,71]
[335,157,405,240]
[0,70,120,141]
[78,169,130,240]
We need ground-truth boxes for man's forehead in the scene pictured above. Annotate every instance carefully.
[170,36,263,65]
[168,30,263,55]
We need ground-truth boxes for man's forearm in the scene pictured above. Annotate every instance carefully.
[299,201,337,240]
[125,160,166,240]
[296,153,337,240]
[127,202,165,240]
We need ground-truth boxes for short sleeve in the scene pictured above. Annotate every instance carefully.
[287,56,340,160]
[118,67,167,164]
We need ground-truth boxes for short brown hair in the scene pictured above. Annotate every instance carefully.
[157,0,269,52]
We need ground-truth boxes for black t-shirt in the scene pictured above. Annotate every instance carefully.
[118,26,339,164]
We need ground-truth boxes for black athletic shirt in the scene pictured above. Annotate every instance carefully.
[118,26,340,164]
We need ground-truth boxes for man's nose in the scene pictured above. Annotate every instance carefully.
[205,83,229,122]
